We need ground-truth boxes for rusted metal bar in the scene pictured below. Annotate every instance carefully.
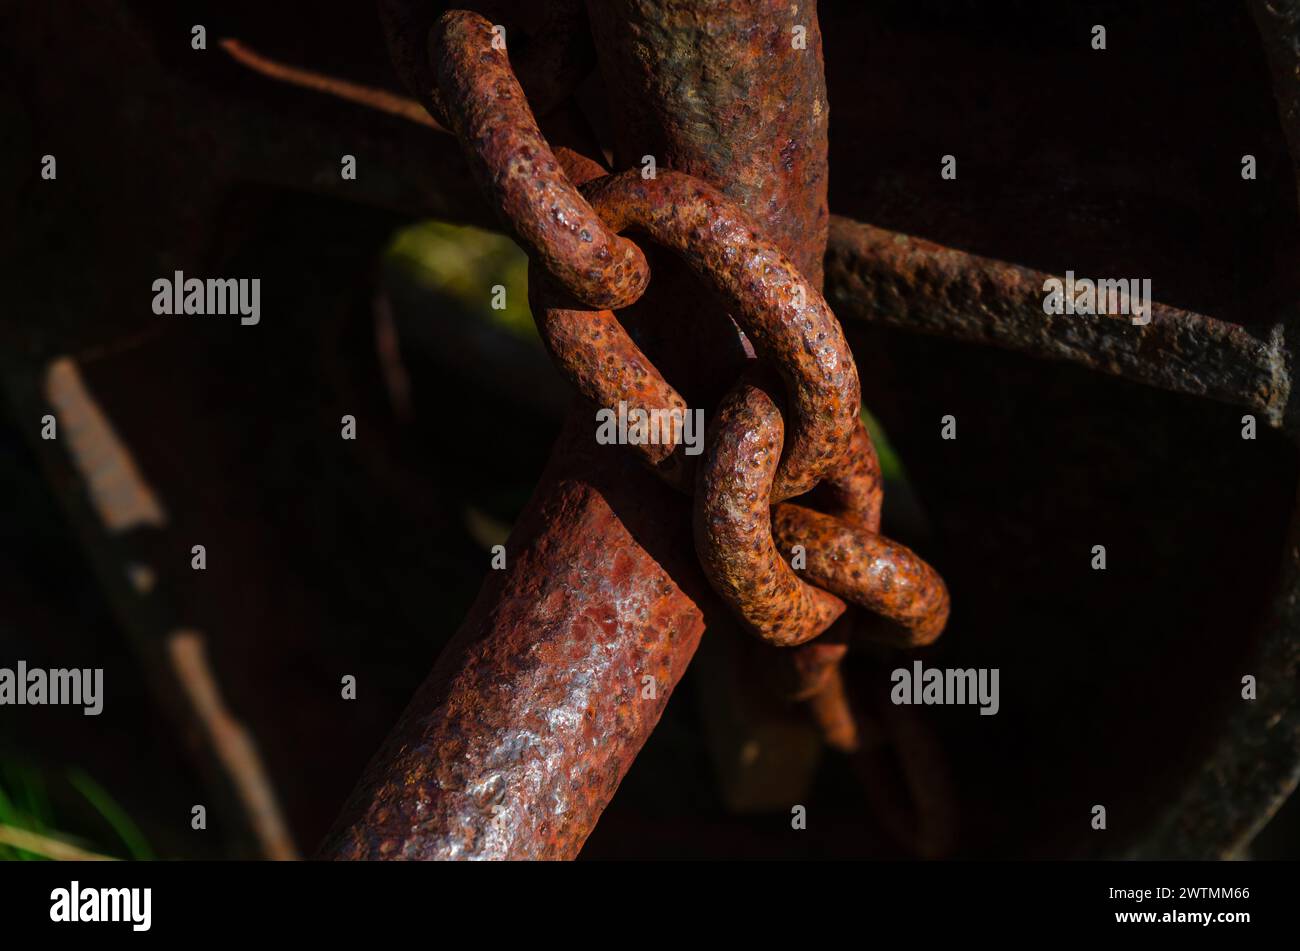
[585,0,828,285]
[825,216,1291,427]
[221,14,1295,436]
[321,0,835,858]
[216,4,1294,440]
[322,413,708,859]
[219,38,444,130]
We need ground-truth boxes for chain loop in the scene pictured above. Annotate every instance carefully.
[431,10,650,309]
[536,170,861,500]
[425,7,948,650]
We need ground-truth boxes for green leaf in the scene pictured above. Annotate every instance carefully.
[68,769,153,861]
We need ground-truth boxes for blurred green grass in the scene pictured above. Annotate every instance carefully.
[0,761,151,861]
[862,407,906,484]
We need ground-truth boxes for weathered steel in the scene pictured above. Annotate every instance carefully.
[322,414,707,859]
[773,504,950,648]
[540,170,861,500]
[825,216,1291,427]
[695,375,847,646]
[322,0,840,859]
[585,0,829,285]
[381,0,595,125]
[814,419,884,534]
[430,11,650,310]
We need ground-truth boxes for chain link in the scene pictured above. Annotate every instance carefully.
[429,8,949,650]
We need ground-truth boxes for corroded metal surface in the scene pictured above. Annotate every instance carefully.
[814,419,883,534]
[430,10,649,309]
[807,666,858,751]
[586,0,829,285]
[324,4,950,860]
[530,264,692,485]
[321,415,707,859]
[773,504,950,648]
[540,170,861,500]
[382,0,595,125]
[6,0,1295,863]
[695,375,847,646]
[323,0,848,859]
[826,216,1291,427]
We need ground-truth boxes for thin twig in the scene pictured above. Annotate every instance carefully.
[219,38,443,131]
[167,630,300,861]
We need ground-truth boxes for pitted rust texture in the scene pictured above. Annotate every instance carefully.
[811,420,882,534]
[826,216,1291,427]
[772,503,950,648]
[529,265,695,489]
[548,170,860,500]
[322,416,706,860]
[586,0,829,285]
[430,10,649,309]
[695,376,846,646]
[326,0,950,859]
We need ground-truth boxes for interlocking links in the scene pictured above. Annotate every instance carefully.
[426,6,946,653]
[810,419,882,533]
[695,374,846,646]
[544,170,861,501]
[529,265,697,490]
[772,503,950,647]
[430,10,649,309]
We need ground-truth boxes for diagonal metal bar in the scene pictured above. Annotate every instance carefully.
[321,0,830,859]
[825,215,1292,428]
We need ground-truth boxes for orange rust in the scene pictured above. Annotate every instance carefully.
[773,504,951,648]
[430,10,649,310]
[329,0,951,861]
[538,170,861,501]
[695,374,847,646]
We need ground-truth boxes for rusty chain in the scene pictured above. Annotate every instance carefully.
[430,8,949,661]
